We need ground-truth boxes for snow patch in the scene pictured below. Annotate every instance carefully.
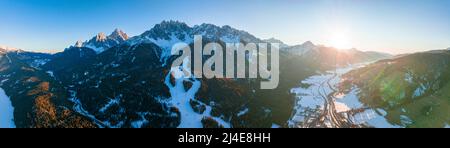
[99,95,122,113]
[30,59,50,69]
[131,112,149,128]
[271,123,281,128]
[413,83,427,98]
[163,58,230,128]
[351,109,400,128]
[85,45,106,54]
[335,102,351,113]
[46,71,54,78]
[111,63,120,68]
[237,108,249,117]
[145,33,193,65]
[0,79,9,86]
[404,71,414,84]
[335,87,364,109]
[0,88,15,128]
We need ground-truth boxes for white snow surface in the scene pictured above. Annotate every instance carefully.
[0,88,15,128]
[288,63,399,128]
[163,58,230,128]
[237,108,249,117]
[46,71,54,78]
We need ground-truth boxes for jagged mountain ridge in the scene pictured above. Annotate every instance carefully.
[0,20,392,128]
[263,38,289,48]
[74,29,129,53]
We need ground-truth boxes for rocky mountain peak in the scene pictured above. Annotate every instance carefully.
[301,41,315,48]
[96,32,107,42]
[74,40,83,47]
[110,28,129,41]
[72,29,130,53]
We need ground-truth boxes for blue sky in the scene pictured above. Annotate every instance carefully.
[0,0,449,54]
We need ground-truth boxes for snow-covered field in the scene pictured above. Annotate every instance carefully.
[288,64,398,128]
[164,59,230,128]
[0,88,15,128]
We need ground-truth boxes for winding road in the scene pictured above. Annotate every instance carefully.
[289,64,370,128]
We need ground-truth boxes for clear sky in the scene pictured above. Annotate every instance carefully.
[0,0,449,54]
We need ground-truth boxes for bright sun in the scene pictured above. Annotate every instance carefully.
[329,31,352,50]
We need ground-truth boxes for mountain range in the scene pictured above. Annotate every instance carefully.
[74,29,129,53]
[8,20,443,128]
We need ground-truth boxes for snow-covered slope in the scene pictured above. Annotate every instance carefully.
[0,88,15,128]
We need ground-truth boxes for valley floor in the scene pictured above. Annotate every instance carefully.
[288,64,399,128]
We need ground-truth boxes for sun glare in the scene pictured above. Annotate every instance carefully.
[329,31,352,50]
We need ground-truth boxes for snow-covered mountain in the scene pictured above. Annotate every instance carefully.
[263,38,289,48]
[0,45,19,52]
[128,20,262,45]
[282,41,317,56]
[0,20,394,128]
[75,29,129,53]
[0,45,53,69]
[127,20,263,63]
